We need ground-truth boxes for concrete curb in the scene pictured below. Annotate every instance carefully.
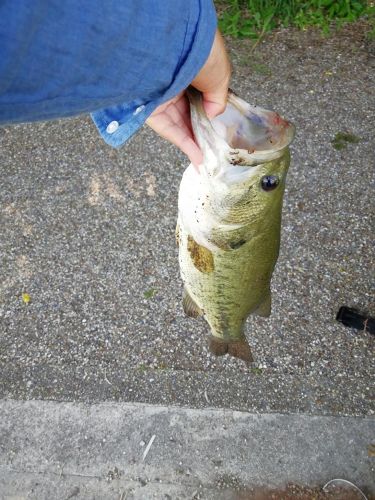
[0,400,374,499]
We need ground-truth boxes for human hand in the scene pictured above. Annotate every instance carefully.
[146,29,231,167]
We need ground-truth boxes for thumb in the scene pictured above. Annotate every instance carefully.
[191,29,231,119]
[201,86,229,119]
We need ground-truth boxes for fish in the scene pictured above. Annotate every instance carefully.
[176,88,295,362]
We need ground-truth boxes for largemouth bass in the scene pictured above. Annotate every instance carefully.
[177,88,295,362]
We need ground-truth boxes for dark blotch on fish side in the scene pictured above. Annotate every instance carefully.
[187,235,214,273]
[229,239,246,250]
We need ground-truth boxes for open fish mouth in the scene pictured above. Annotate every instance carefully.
[213,91,295,165]
[189,88,295,168]
[180,89,296,248]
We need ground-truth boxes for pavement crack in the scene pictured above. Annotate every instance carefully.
[1,467,102,480]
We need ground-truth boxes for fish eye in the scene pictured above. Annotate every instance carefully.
[261,175,279,191]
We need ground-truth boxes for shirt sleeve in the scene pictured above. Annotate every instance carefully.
[0,0,217,147]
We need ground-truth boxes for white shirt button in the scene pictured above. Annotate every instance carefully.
[106,121,119,134]
[133,105,145,116]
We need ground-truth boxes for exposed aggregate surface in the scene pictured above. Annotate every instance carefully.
[0,23,374,416]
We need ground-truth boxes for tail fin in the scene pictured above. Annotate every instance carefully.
[208,336,254,363]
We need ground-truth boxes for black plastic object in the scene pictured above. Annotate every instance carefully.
[336,306,375,335]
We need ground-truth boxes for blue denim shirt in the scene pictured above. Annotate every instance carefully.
[0,0,217,147]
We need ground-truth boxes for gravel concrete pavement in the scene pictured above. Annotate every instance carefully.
[1,23,373,416]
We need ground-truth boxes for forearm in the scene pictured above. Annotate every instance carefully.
[0,0,217,148]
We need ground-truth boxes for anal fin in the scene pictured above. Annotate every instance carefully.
[208,336,254,363]
[182,288,203,318]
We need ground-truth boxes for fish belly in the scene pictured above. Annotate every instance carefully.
[178,218,279,342]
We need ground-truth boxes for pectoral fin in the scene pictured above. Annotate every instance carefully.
[182,288,203,318]
[254,293,271,318]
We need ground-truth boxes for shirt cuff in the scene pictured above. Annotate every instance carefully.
[91,0,217,148]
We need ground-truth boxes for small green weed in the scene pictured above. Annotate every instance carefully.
[250,61,272,75]
[331,131,361,150]
[144,288,156,299]
[216,1,373,39]
[236,54,272,73]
